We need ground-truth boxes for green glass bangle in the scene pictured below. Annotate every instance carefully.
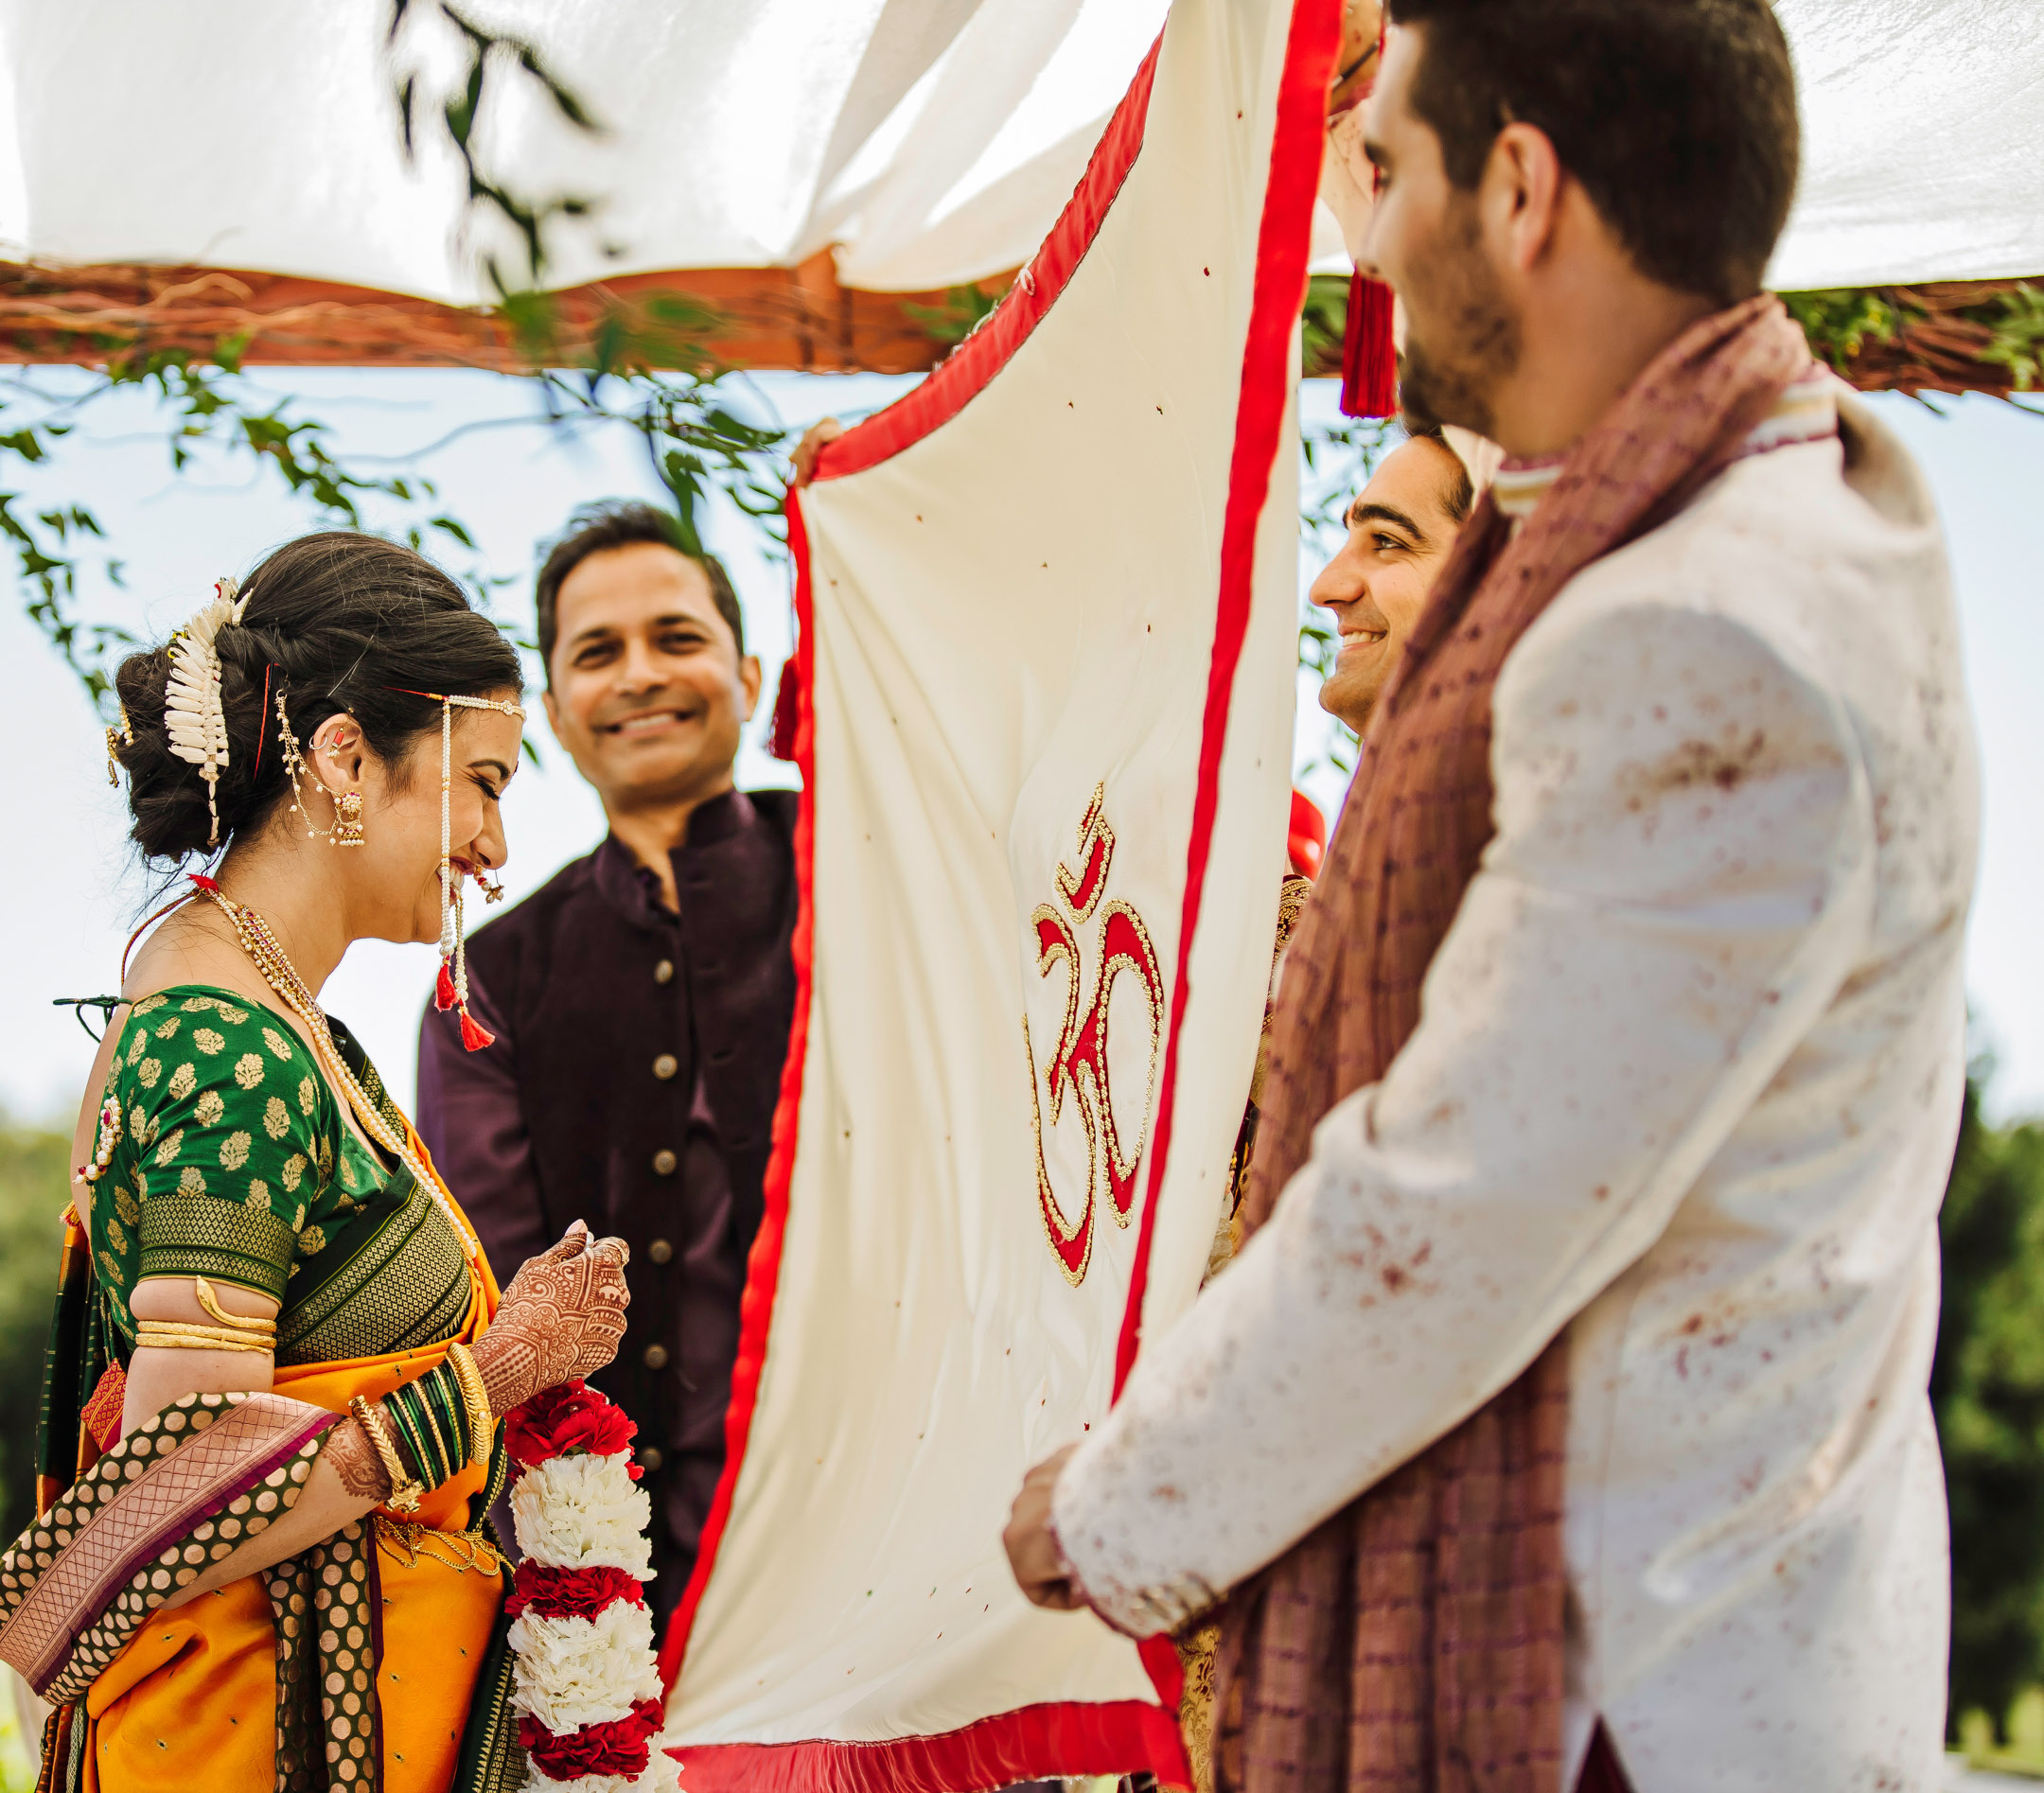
[390,1381,443,1480]
[421,1365,469,1472]
[386,1387,448,1490]
[415,1385,454,1488]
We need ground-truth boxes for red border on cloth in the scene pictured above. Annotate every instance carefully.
[665,1698,1187,1793]
[1113,0,1339,1398]
[659,0,1339,1782]
[806,35,1163,486]
[658,484,821,1696]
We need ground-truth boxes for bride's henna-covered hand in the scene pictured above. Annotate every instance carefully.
[472,1221,631,1415]
[324,1413,393,1503]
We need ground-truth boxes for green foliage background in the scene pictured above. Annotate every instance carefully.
[1936,1069,2044,1742]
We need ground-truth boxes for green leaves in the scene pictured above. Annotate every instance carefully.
[386,0,608,298]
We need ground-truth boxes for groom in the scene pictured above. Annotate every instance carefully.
[1007,1,1975,1787]
[418,501,797,1627]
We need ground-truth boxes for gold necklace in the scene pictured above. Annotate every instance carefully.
[198,883,482,1266]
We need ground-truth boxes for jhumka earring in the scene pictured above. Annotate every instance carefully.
[335,791,366,847]
[388,686,526,1051]
[274,685,368,847]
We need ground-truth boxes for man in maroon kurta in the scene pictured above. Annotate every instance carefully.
[417,501,796,1626]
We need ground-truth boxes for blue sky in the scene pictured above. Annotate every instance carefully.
[3,367,2039,1133]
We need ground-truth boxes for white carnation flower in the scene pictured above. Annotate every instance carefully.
[511,1452,654,1573]
[520,1754,679,1793]
[506,1599,662,1734]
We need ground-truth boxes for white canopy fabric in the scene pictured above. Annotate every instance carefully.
[0,0,2034,308]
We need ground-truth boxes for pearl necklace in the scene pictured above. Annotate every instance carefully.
[199,883,482,1267]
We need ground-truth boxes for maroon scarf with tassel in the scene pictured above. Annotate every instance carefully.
[1213,294,1814,1793]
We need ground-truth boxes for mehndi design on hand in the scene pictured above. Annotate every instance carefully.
[471,1221,631,1415]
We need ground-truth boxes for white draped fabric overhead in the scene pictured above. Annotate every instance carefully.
[0,0,2033,305]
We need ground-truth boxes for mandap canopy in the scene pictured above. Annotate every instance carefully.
[16,2,2038,1787]
[0,0,2035,383]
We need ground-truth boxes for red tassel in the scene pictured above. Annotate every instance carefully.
[435,962,458,1012]
[1287,788,1328,879]
[1339,271,1398,419]
[769,656,801,763]
[458,1008,496,1052]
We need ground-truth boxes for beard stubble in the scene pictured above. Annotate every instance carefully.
[1395,195,1520,442]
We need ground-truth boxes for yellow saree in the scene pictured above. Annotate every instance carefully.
[18,992,523,1793]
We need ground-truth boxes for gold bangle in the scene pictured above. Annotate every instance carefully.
[445,1342,494,1468]
[193,1276,275,1334]
[348,1396,423,1514]
[141,1314,276,1340]
[135,1321,273,1352]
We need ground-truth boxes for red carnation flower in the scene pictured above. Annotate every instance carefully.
[504,1560,647,1622]
[519,1698,663,1779]
[503,1379,638,1468]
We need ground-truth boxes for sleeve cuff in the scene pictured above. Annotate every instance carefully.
[1050,1460,1222,1640]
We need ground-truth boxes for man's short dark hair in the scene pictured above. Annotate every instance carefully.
[536,501,746,677]
[1404,424,1475,524]
[1387,0,1799,304]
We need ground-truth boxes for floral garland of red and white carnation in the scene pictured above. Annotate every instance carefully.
[503,1380,680,1793]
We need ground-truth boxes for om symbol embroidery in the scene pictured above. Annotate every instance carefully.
[1024,783,1166,1286]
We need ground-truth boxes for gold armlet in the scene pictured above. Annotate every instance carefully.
[193,1275,276,1335]
[445,1342,494,1467]
[135,1320,274,1353]
[348,1397,424,1515]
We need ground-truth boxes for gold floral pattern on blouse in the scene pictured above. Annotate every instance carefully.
[132,994,167,1017]
[92,984,378,1317]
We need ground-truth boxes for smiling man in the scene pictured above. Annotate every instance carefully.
[415,501,797,1626]
[1312,425,1473,734]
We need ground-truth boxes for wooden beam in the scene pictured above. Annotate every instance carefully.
[0,251,1004,375]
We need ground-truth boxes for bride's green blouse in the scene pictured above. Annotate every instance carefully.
[88,983,470,1362]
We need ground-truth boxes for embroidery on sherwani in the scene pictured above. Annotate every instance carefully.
[0,1391,334,1700]
[1215,295,1819,1793]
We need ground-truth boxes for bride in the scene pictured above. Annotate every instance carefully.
[3,532,630,1793]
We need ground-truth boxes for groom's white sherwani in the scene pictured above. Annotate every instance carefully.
[1055,390,1977,1791]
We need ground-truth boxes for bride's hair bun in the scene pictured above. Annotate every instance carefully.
[114,531,522,863]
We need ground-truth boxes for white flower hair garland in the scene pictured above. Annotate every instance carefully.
[163,576,249,846]
[503,1380,680,1793]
